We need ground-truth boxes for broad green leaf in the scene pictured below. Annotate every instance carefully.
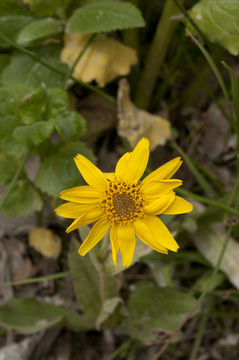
[35,141,96,197]
[121,286,197,341]
[54,111,86,141]
[0,115,27,158]
[66,1,145,34]
[1,45,67,90]
[17,18,63,45]
[0,154,23,186]
[96,297,122,329]
[18,86,47,124]
[189,0,239,55]
[0,297,92,334]
[13,121,54,146]
[68,239,102,322]
[0,2,32,47]
[46,88,69,118]
[1,180,43,216]
[23,0,71,16]
[0,55,10,75]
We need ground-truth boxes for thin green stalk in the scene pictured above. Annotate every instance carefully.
[135,0,184,109]
[189,297,211,360]
[176,188,239,217]
[223,175,239,222]
[0,32,115,104]
[0,148,32,210]
[188,31,235,129]
[172,142,218,197]
[2,271,70,286]
[64,34,96,89]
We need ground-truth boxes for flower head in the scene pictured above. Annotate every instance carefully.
[55,138,193,267]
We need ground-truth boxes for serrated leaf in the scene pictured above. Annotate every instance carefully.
[46,87,69,118]
[35,141,96,197]
[0,297,92,334]
[121,287,197,341]
[17,18,63,45]
[18,86,47,124]
[0,2,32,47]
[1,180,43,216]
[55,111,86,141]
[13,121,54,146]
[66,1,145,34]
[189,0,239,55]
[1,45,67,89]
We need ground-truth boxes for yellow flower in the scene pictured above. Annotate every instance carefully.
[55,138,193,267]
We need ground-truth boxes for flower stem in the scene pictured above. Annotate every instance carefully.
[135,0,184,109]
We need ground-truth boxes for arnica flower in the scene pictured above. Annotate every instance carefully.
[55,138,193,267]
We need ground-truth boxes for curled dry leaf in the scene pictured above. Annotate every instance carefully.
[29,227,62,259]
[60,33,138,87]
[117,79,171,150]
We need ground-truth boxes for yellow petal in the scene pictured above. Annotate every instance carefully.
[66,208,104,233]
[142,157,182,185]
[55,202,98,218]
[78,218,110,256]
[104,172,115,182]
[142,179,182,199]
[74,154,106,188]
[143,215,179,252]
[110,224,120,266]
[133,219,168,254]
[163,196,193,214]
[117,225,135,267]
[60,185,101,202]
[145,192,175,215]
[118,138,149,183]
[115,152,131,180]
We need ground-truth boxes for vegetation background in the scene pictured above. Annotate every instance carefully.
[1,0,239,359]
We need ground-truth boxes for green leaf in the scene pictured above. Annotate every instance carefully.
[35,141,96,197]
[18,86,47,124]
[55,111,86,141]
[121,286,197,341]
[0,154,23,186]
[68,239,102,321]
[66,1,145,34]
[96,297,122,329]
[1,180,43,216]
[0,297,92,334]
[1,45,67,90]
[13,121,54,146]
[24,0,71,16]
[189,0,239,55]
[16,18,63,45]
[0,1,32,47]
[46,88,69,117]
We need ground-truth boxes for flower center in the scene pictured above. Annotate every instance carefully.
[101,180,145,225]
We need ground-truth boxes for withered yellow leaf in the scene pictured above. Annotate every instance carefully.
[29,227,62,259]
[60,33,138,87]
[117,79,171,151]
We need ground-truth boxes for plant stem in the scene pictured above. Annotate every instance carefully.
[176,188,239,217]
[2,271,70,286]
[0,32,115,104]
[63,33,96,89]
[135,0,184,109]
[0,148,32,210]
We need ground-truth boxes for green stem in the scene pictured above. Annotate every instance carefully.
[176,188,239,217]
[0,32,115,104]
[64,34,96,89]
[0,148,32,210]
[2,271,70,286]
[135,0,184,109]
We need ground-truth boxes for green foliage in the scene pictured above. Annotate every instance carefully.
[35,141,95,197]
[0,297,92,334]
[66,1,145,34]
[16,18,63,46]
[13,121,55,146]
[121,286,197,341]
[190,0,239,55]
[18,86,47,125]
[23,0,71,16]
